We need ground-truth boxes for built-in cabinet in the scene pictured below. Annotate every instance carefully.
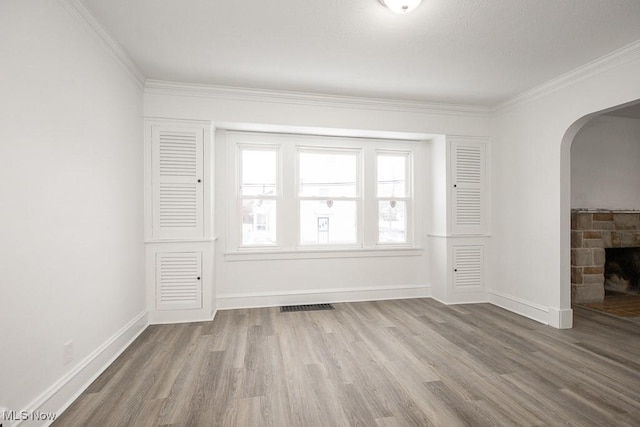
[451,138,487,235]
[429,136,489,304]
[150,125,205,239]
[144,119,216,324]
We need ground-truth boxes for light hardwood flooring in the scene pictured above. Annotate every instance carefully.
[54,299,640,426]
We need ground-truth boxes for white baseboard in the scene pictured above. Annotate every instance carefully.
[488,291,574,329]
[148,308,216,325]
[548,307,574,329]
[216,284,432,310]
[488,290,551,325]
[12,311,149,427]
[432,292,488,305]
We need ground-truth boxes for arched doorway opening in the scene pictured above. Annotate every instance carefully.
[562,101,640,322]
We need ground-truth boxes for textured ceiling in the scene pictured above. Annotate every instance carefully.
[83,0,640,106]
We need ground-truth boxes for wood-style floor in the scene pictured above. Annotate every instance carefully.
[54,299,640,426]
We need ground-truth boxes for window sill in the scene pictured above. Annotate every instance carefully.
[224,247,424,262]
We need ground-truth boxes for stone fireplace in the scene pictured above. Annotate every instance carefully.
[571,210,640,303]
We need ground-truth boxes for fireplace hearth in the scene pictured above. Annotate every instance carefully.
[571,210,640,303]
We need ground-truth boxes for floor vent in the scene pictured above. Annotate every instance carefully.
[280,303,334,313]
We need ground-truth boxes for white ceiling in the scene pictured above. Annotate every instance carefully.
[83,0,640,107]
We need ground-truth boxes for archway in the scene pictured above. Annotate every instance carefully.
[561,100,640,324]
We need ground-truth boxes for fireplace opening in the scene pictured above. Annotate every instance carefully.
[604,247,640,295]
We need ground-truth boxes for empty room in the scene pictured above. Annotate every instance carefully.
[3,0,640,425]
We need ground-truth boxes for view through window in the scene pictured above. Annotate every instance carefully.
[229,132,420,253]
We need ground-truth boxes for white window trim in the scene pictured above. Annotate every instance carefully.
[225,131,424,260]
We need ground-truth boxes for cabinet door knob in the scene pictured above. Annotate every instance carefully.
[454,269,457,272]
[453,184,457,188]
[197,276,201,280]
[197,179,202,183]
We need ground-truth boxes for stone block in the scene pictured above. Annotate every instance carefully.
[571,212,577,230]
[592,221,614,230]
[601,231,612,247]
[583,274,604,284]
[583,231,601,239]
[593,212,613,221]
[571,231,583,248]
[583,266,604,274]
[593,248,606,265]
[572,283,605,304]
[571,267,583,284]
[583,239,604,248]
[611,231,640,247]
[576,214,593,230]
[614,213,640,230]
[611,231,620,247]
[571,249,593,266]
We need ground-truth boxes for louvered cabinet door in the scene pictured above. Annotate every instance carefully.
[451,139,486,235]
[453,245,484,293]
[156,252,202,310]
[151,126,204,239]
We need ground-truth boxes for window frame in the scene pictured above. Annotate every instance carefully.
[236,142,282,250]
[225,131,423,259]
[296,146,363,248]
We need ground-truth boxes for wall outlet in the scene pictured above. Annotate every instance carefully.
[63,341,73,366]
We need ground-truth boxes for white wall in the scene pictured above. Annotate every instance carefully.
[571,115,640,209]
[144,83,490,308]
[0,0,145,418]
[490,42,640,328]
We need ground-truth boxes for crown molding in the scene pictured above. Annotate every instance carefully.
[495,39,640,114]
[144,79,490,118]
[57,0,146,89]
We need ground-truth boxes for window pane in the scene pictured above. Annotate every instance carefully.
[377,155,407,198]
[242,199,277,245]
[300,200,357,245]
[379,200,406,243]
[299,151,357,197]
[242,149,277,196]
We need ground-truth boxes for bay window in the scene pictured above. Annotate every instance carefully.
[227,131,422,257]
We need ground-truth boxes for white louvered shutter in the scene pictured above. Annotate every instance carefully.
[451,139,486,235]
[453,245,484,293]
[156,252,202,310]
[152,126,204,239]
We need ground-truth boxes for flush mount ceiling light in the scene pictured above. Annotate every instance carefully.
[380,0,422,14]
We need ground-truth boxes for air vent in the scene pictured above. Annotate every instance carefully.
[280,303,334,313]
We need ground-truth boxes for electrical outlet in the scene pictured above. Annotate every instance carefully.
[63,341,73,366]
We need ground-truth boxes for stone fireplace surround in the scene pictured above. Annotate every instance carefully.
[571,210,640,303]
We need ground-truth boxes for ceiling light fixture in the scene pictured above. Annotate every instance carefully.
[380,0,422,14]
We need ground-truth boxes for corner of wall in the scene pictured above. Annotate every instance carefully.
[548,307,574,329]
[19,311,149,427]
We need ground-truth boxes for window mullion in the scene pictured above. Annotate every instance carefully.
[363,146,377,248]
[279,142,296,250]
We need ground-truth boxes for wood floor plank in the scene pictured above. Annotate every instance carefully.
[54,299,640,426]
